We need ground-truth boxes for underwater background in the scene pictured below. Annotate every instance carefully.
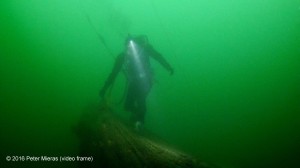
[1,0,300,168]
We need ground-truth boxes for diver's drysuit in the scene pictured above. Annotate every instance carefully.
[100,35,173,124]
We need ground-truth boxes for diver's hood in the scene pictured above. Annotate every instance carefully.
[126,35,149,47]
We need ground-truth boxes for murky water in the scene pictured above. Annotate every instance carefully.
[1,0,299,168]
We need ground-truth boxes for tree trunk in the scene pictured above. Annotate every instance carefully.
[75,102,214,168]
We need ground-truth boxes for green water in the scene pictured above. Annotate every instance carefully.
[1,0,299,168]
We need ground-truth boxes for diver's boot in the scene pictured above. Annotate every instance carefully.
[134,121,143,132]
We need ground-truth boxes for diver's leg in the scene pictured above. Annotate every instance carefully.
[136,96,147,124]
[124,83,135,112]
[133,89,150,131]
[136,83,151,124]
[124,82,140,123]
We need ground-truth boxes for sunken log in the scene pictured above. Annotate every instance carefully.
[75,101,213,168]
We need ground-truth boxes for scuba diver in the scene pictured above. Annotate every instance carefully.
[99,35,174,130]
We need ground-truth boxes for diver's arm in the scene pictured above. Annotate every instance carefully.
[149,45,174,75]
[100,54,124,97]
